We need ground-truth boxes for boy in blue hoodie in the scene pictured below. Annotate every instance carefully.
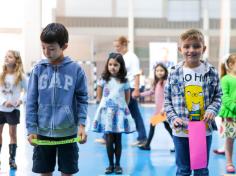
[26,23,88,176]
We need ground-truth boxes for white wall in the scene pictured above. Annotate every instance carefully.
[56,0,236,20]
[57,0,164,18]
[0,0,24,28]
[168,0,200,21]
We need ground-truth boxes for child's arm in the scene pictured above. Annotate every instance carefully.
[75,68,88,127]
[78,124,87,144]
[16,75,28,107]
[221,78,236,113]
[132,74,140,98]
[124,81,131,104]
[125,89,130,104]
[204,70,222,122]
[164,74,179,127]
[96,85,103,103]
[26,68,39,137]
[140,88,154,97]
[75,68,88,144]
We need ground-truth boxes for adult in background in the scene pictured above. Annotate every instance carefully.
[113,36,147,146]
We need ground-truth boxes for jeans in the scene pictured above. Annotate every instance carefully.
[173,135,212,176]
[128,89,147,141]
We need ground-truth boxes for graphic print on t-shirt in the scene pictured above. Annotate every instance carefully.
[183,64,206,122]
[185,85,204,121]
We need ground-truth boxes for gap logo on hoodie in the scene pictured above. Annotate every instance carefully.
[39,73,73,90]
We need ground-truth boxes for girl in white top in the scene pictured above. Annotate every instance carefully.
[0,50,27,169]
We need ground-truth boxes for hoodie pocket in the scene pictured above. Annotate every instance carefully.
[37,105,75,130]
[53,106,75,130]
[38,105,52,129]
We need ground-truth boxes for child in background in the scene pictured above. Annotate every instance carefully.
[218,54,236,173]
[139,63,174,151]
[0,50,27,169]
[92,53,135,174]
[164,29,222,175]
[26,23,88,175]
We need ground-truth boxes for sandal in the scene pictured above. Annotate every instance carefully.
[114,166,123,174]
[105,166,114,174]
[226,163,235,173]
[213,149,225,155]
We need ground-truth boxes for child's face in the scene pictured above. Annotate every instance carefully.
[5,51,16,67]
[179,39,206,68]
[108,58,120,76]
[155,66,165,79]
[41,42,66,62]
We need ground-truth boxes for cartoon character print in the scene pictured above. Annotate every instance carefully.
[185,85,204,121]
[2,81,13,96]
[178,85,206,134]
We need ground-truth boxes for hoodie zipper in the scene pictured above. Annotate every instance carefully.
[51,66,58,136]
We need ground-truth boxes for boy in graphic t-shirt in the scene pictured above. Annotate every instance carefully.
[164,29,222,176]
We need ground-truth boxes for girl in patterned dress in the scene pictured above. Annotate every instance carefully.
[92,53,135,174]
[219,54,236,173]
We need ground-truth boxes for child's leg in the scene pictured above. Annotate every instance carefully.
[173,136,191,175]
[114,133,123,174]
[193,135,212,176]
[225,137,234,164]
[163,121,173,138]
[145,124,155,147]
[9,125,17,144]
[0,124,3,167]
[9,125,17,169]
[0,124,4,144]
[114,133,122,166]
[106,133,115,167]
[41,174,52,176]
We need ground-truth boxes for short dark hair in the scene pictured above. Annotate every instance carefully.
[40,23,69,48]
[102,53,127,83]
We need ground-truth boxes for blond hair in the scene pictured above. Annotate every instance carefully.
[221,53,236,78]
[179,29,205,45]
[0,50,24,86]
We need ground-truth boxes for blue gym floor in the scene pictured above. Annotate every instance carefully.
[0,104,234,176]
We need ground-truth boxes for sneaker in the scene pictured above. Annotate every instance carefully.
[114,166,123,174]
[95,138,106,144]
[105,166,114,174]
[137,140,148,147]
[139,145,151,150]
[130,140,142,146]
[213,149,225,155]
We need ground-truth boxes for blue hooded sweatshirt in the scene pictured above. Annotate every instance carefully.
[26,57,88,137]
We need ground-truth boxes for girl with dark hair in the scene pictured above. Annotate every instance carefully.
[92,53,135,174]
[138,63,173,151]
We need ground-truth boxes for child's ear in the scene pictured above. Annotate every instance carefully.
[178,46,182,53]
[62,43,68,50]
[203,46,206,53]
